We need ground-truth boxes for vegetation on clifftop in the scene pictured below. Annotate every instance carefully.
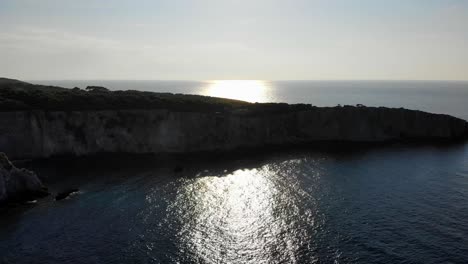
[0,78,312,113]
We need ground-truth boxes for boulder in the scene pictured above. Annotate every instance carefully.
[0,152,49,205]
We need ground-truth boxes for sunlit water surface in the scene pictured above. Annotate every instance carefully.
[1,144,468,263]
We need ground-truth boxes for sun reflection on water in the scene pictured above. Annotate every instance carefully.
[166,159,320,263]
[200,80,271,103]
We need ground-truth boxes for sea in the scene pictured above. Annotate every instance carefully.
[1,81,468,264]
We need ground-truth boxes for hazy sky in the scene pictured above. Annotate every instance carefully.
[1,0,467,80]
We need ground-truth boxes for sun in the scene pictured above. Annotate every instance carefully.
[200,80,271,102]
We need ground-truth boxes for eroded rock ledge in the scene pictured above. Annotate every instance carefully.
[0,153,48,205]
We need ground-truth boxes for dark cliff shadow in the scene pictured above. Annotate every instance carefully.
[17,139,468,184]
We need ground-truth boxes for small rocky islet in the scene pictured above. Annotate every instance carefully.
[0,77,467,206]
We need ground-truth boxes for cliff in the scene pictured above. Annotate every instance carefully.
[0,78,467,160]
[0,107,467,160]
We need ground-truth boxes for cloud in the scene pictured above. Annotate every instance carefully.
[0,26,126,52]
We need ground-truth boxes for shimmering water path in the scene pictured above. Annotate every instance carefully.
[1,144,468,263]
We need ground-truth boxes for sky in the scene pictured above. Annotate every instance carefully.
[0,0,467,80]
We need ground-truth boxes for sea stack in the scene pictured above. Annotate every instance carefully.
[0,152,49,204]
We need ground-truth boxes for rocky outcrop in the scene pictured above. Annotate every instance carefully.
[0,106,467,160]
[0,153,48,204]
[55,188,79,201]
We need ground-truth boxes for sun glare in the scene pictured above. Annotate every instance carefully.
[164,163,313,263]
[201,80,271,103]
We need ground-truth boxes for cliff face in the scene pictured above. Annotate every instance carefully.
[0,107,467,160]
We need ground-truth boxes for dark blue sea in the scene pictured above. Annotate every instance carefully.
[1,81,468,263]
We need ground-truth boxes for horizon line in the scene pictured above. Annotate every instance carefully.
[24,78,468,82]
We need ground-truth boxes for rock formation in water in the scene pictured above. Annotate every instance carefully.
[0,78,467,160]
[0,153,49,204]
[55,188,79,201]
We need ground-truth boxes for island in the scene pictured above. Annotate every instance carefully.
[0,77,467,204]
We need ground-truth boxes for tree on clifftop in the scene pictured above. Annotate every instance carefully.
[85,86,110,92]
